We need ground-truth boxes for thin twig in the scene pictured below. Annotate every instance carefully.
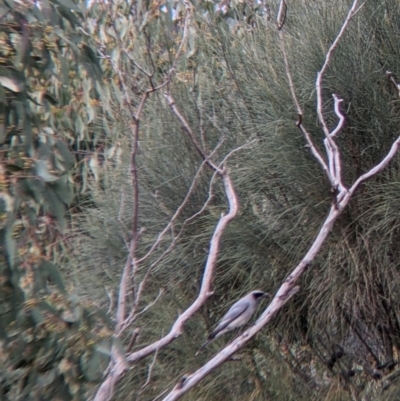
[137,161,208,264]
[126,328,140,352]
[278,16,330,181]
[118,289,164,335]
[136,137,226,276]
[126,172,239,365]
[164,93,221,172]
[330,94,345,138]
[316,0,359,138]
[94,4,193,401]
[142,341,160,388]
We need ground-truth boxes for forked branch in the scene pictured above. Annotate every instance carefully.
[160,1,400,399]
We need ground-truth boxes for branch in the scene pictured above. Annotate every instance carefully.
[315,0,360,193]
[126,172,239,364]
[323,94,347,193]
[162,286,300,401]
[164,92,222,172]
[161,130,400,399]
[346,135,400,201]
[278,25,330,180]
[118,289,164,336]
[330,94,345,138]
[93,4,193,401]
[137,139,224,265]
[159,1,400,398]
[316,0,360,138]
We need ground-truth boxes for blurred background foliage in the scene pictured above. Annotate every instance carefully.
[0,0,115,399]
[4,0,400,400]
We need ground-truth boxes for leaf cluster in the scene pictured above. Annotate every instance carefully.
[0,0,117,399]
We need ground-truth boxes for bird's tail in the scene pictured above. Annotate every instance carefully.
[195,340,210,356]
[195,335,216,356]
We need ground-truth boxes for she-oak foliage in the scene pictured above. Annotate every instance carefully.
[3,0,400,400]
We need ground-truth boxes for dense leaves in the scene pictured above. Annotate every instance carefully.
[0,0,112,399]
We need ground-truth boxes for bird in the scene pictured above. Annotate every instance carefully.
[196,290,268,355]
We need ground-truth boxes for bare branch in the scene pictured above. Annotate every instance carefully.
[164,92,222,172]
[137,158,210,264]
[346,136,400,201]
[123,51,153,78]
[276,0,287,30]
[315,0,359,195]
[278,27,330,179]
[93,4,193,401]
[118,289,164,335]
[142,343,160,389]
[323,94,347,193]
[149,138,254,267]
[115,243,135,333]
[297,123,330,178]
[330,94,345,138]
[278,32,302,116]
[126,172,239,365]
[158,2,400,399]
[132,142,228,307]
[325,96,347,202]
[161,286,300,401]
[126,328,140,352]
[316,0,359,138]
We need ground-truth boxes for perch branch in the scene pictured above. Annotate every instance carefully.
[93,3,193,401]
[161,134,400,400]
[126,172,239,364]
[159,1,400,399]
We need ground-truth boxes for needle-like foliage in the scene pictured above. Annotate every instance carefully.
[63,0,400,399]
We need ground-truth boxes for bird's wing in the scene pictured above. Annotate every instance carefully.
[208,301,250,339]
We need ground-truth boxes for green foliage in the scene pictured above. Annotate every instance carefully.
[0,293,112,401]
[0,0,113,399]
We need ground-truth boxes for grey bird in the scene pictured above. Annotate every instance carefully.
[196,290,268,355]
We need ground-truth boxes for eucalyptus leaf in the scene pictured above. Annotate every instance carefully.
[80,45,102,80]
[39,260,66,292]
[43,93,58,106]
[30,307,45,325]
[0,66,25,92]
[54,140,76,170]
[58,6,80,27]
[80,351,102,382]
[52,0,83,13]
[35,160,59,183]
